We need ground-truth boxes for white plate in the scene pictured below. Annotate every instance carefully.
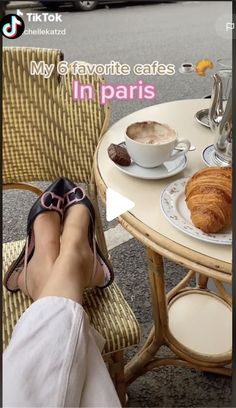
[109,142,187,180]
[202,144,231,168]
[160,178,232,245]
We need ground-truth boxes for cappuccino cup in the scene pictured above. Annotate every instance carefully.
[125,121,191,168]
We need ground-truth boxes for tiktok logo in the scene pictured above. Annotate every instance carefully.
[0,14,25,39]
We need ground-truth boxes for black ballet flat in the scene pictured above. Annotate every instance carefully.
[4,178,65,294]
[63,178,114,289]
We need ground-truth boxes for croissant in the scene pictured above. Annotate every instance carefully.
[195,59,214,77]
[185,167,232,233]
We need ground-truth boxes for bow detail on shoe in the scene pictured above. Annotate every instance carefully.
[64,186,86,210]
[41,192,64,217]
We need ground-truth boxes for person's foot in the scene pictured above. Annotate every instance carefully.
[18,211,61,300]
[62,204,105,289]
[34,201,108,304]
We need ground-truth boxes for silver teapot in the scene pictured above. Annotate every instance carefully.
[209,73,232,166]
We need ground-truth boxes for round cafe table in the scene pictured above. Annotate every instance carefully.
[94,99,232,384]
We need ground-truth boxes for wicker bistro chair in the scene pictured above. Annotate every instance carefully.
[3,47,140,405]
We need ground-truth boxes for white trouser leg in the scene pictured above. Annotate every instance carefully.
[3,297,121,408]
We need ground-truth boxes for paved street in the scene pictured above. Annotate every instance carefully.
[4,1,231,124]
[3,1,232,407]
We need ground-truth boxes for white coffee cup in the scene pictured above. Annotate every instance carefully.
[125,121,191,168]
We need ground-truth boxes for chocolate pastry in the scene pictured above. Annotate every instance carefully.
[108,143,131,166]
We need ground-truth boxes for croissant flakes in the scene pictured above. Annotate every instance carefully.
[185,167,232,233]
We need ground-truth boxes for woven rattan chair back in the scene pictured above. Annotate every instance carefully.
[3,47,110,184]
[3,48,140,405]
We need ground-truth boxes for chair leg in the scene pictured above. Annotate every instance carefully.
[108,351,126,407]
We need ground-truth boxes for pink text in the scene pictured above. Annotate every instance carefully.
[72,80,156,104]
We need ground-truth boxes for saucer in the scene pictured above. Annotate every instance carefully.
[195,109,210,128]
[109,142,187,180]
[202,144,231,168]
[195,101,227,129]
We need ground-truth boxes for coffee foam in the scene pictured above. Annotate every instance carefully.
[126,121,176,145]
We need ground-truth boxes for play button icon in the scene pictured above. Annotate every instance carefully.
[106,188,135,222]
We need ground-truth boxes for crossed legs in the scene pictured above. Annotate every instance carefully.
[4,205,121,407]
[18,205,105,303]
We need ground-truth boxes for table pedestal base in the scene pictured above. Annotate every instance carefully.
[125,249,232,385]
[125,332,231,385]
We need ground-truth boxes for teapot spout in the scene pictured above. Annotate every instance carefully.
[209,73,224,131]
